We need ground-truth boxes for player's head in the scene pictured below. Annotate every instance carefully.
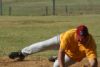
[76,25,89,44]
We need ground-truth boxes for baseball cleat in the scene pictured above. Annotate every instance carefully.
[48,56,57,62]
[9,51,25,61]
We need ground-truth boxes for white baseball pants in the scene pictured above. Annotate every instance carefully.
[21,35,60,56]
[53,55,75,67]
[21,35,75,67]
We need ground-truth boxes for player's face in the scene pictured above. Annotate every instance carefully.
[77,35,89,44]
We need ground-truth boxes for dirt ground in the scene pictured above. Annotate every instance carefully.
[0,56,100,67]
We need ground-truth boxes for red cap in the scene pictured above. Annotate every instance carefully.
[76,25,89,37]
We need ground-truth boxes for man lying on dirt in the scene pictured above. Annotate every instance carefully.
[9,25,98,67]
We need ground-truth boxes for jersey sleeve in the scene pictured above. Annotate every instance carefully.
[60,32,70,50]
[86,36,97,61]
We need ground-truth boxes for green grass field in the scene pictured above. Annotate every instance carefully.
[0,15,100,58]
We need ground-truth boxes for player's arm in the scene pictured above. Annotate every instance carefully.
[88,58,98,67]
[86,35,98,67]
[59,32,69,67]
[58,48,65,67]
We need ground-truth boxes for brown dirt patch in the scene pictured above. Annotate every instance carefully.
[0,56,100,67]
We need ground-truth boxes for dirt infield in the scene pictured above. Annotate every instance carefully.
[0,56,100,67]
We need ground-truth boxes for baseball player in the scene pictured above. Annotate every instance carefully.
[9,25,98,67]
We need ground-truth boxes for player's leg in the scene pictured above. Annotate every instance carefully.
[53,54,76,67]
[9,35,60,60]
[21,35,60,56]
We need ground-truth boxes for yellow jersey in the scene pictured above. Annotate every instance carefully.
[60,29,97,61]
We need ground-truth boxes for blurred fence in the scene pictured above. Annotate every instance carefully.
[2,4,100,16]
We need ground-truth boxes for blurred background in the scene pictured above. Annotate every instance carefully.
[1,0,100,16]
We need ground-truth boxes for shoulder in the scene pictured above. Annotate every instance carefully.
[88,34,95,42]
[66,29,76,33]
[86,34,96,49]
[60,29,76,39]
[65,29,76,37]
[61,29,76,35]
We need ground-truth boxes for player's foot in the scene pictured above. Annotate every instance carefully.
[9,51,25,61]
[48,56,57,62]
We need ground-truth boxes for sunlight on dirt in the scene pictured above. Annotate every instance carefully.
[0,57,99,67]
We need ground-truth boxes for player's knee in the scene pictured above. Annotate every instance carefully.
[53,60,59,67]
